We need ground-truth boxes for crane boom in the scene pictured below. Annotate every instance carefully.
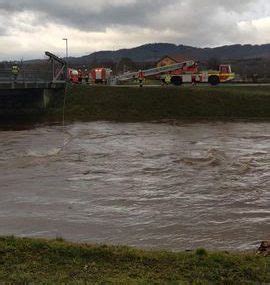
[45,51,67,82]
[115,60,196,82]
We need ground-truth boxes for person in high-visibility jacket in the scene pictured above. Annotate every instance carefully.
[11,65,20,81]
[164,74,171,85]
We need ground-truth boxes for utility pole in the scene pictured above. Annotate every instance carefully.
[62,38,68,80]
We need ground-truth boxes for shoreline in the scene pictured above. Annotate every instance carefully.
[1,117,270,132]
[0,236,269,284]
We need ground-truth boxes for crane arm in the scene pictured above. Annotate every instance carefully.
[116,60,196,82]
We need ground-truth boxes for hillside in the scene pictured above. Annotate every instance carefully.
[10,42,270,80]
[69,43,270,65]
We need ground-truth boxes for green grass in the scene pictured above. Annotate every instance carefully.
[46,84,270,123]
[0,236,269,284]
[1,84,270,126]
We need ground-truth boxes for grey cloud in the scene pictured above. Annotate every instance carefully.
[0,26,5,35]
[0,0,176,31]
[0,0,258,30]
[0,0,269,51]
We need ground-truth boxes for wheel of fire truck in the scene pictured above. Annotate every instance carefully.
[171,76,183,86]
[208,75,220,86]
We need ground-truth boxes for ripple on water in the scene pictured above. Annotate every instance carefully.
[0,121,269,250]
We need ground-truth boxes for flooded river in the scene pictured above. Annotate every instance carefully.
[0,121,269,250]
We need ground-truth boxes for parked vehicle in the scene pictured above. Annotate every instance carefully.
[68,68,79,84]
[115,61,235,86]
[91,68,112,84]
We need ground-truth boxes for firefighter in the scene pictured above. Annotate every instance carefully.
[11,64,20,81]
[164,74,171,85]
[78,69,82,83]
[138,70,144,87]
[84,69,89,83]
[192,76,197,86]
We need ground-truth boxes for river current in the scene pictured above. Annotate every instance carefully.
[0,121,269,250]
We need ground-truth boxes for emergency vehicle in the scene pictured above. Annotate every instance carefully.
[68,68,79,84]
[115,60,235,86]
[91,68,112,84]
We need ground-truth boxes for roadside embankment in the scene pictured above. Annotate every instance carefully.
[0,236,269,284]
[1,84,270,127]
[46,84,270,123]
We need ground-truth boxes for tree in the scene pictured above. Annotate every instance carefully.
[117,57,137,74]
[207,57,221,70]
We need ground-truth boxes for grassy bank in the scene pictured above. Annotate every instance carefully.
[46,84,270,123]
[0,237,269,284]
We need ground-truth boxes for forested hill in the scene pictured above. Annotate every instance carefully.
[11,42,269,80]
[69,43,270,65]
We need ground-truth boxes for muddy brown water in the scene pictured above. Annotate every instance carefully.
[0,121,269,250]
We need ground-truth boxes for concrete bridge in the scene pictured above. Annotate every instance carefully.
[0,52,67,110]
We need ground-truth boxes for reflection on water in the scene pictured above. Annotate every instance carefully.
[0,121,269,250]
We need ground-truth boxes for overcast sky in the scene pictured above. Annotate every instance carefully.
[0,0,270,60]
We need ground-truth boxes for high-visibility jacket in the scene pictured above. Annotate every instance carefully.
[12,65,20,75]
[165,74,171,84]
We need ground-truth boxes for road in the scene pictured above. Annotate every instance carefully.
[112,83,270,88]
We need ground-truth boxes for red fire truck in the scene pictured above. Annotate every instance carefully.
[115,61,235,86]
[91,68,112,84]
[68,68,79,84]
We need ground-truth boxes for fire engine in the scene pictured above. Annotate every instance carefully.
[68,68,79,84]
[115,60,235,86]
[91,68,112,84]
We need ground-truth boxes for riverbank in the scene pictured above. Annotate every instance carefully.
[0,236,269,284]
[1,85,270,126]
[46,84,270,123]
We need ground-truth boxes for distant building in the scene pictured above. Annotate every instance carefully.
[156,55,192,67]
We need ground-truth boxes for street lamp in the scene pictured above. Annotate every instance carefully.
[62,38,68,80]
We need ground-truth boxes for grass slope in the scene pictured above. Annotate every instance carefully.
[0,237,269,284]
[47,85,270,122]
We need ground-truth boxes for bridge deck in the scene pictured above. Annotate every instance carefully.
[0,80,66,90]
[0,66,66,91]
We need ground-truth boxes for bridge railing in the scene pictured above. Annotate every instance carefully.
[0,68,55,83]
